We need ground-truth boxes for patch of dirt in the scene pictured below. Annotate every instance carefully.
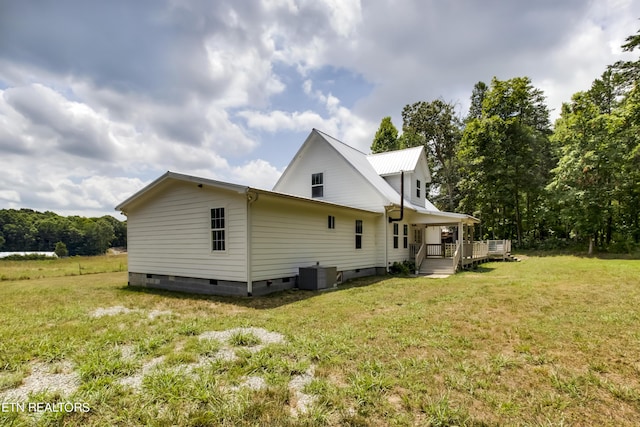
[0,361,79,400]
[229,376,267,392]
[198,327,286,350]
[147,310,172,320]
[90,306,173,320]
[289,365,316,417]
[91,306,134,317]
[118,356,165,390]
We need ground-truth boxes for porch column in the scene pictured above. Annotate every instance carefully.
[457,221,463,268]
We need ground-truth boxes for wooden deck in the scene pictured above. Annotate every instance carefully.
[414,240,512,274]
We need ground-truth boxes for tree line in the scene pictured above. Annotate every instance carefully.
[0,209,126,256]
[372,28,640,253]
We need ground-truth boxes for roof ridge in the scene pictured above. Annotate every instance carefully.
[313,128,368,156]
[366,145,424,158]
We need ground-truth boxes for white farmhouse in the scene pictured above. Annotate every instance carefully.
[116,129,480,296]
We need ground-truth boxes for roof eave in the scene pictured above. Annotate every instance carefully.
[115,171,248,213]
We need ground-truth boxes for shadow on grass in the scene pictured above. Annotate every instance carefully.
[463,265,496,274]
[117,275,391,309]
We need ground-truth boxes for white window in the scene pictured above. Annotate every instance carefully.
[211,208,225,251]
[312,173,324,198]
[416,180,421,198]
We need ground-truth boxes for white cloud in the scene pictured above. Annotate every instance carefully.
[0,190,21,203]
[1,0,640,219]
[238,110,325,132]
[231,159,283,189]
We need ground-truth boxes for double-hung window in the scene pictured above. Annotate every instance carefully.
[416,180,421,198]
[393,223,399,249]
[312,173,324,198]
[355,220,363,249]
[211,208,225,251]
[403,224,408,249]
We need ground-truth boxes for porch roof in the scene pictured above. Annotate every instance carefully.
[406,204,480,226]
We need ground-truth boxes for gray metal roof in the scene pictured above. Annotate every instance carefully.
[314,130,409,206]
[314,130,440,212]
[115,170,379,215]
[367,146,425,176]
[116,130,477,224]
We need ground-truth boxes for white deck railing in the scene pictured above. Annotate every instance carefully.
[414,242,426,274]
[487,239,511,258]
[415,239,512,273]
[452,243,461,271]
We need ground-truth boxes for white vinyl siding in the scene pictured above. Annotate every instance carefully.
[386,214,421,265]
[274,133,388,211]
[126,181,247,282]
[250,196,379,281]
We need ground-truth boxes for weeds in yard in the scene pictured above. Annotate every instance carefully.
[1,255,640,425]
[229,331,261,347]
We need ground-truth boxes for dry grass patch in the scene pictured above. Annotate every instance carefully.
[1,255,640,425]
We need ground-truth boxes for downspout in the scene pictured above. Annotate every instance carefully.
[246,190,258,296]
[388,171,405,223]
[384,210,389,272]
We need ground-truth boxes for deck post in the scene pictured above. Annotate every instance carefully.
[457,221,463,269]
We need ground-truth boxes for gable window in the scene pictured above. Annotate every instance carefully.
[328,215,335,229]
[403,224,408,249]
[211,207,225,251]
[355,220,363,249]
[312,173,324,198]
[393,223,399,249]
[416,180,421,198]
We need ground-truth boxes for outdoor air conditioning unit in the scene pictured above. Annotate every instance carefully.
[298,265,337,290]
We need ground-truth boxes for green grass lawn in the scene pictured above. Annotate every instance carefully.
[0,254,127,281]
[1,255,639,426]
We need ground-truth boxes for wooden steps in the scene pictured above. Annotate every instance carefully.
[419,258,455,276]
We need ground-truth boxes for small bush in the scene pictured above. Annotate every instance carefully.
[389,260,416,275]
[0,254,56,261]
[54,242,69,257]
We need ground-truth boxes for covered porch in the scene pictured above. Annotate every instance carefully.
[407,211,511,275]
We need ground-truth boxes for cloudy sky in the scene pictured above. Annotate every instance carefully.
[1,0,638,219]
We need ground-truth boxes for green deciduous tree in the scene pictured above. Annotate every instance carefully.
[549,63,640,252]
[458,77,553,244]
[54,241,69,257]
[0,209,125,255]
[401,99,463,212]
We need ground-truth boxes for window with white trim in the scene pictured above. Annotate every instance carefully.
[416,179,421,198]
[355,220,363,249]
[312,173,324,198]
[211,208,225,251]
